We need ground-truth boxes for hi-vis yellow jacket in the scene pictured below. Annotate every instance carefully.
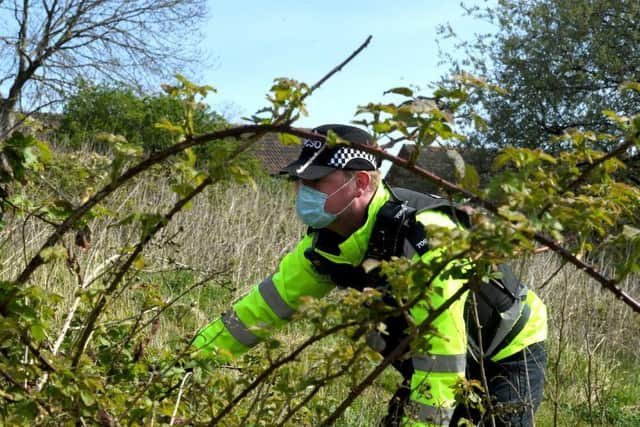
[193,185,547,426]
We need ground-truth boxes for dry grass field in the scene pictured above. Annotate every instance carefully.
[1,149,638,425]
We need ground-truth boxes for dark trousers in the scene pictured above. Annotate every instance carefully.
[381,342,547,427]
[450,341,547,426]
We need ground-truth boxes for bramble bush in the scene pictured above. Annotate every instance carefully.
[0,43,639,425]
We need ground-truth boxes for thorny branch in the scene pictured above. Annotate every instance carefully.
[6,125,327,301]
[319,283,472,426]
[207,250,464,426]
[333,138,640,314]
[70,175,214,368]
[205,320,361,426]
[0,34,376,394]
[303,35,372,104]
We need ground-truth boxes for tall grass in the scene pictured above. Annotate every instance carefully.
[520,252,640,426]
[1,148,638,425]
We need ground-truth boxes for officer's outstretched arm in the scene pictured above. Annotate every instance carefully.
[192,234,334,359]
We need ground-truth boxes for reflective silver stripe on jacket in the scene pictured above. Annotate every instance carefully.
[408,401,454,426]
[412,353,466,373]
[221,310,259,347]
[258,276,295,320]
[484,285,529,356]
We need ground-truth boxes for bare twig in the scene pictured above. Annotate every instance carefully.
[36,254,120,391]
[335,141,640,314]
[539,259,569,291]
[206,320,361,426]
[170,371,192,426]
[275,345,367,427]
[469,291,497,427]
[124,271,229,342]
[302,35,372,104]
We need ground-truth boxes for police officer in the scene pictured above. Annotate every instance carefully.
[193,124,547,426]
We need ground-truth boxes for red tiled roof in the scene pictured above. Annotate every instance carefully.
[250,133,303,175]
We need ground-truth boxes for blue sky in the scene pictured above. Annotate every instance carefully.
[202,1,496,128]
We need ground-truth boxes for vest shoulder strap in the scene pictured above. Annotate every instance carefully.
[390,187,473,228]
[383,186,530,359]
[365,186,471,260]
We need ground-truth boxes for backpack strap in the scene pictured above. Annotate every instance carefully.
[391,187,472,228]
[387,185,531,360]
[304,184,530,363]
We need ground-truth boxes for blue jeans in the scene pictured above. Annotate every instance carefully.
[450,341,547,426]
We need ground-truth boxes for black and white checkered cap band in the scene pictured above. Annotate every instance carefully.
[328,147,377,168]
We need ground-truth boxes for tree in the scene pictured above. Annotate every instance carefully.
[57,81,226,152]
[441,0,640,153]
[0,0,207,140]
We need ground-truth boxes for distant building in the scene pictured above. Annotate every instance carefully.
[385,145,497,195]
[249,133,303,176]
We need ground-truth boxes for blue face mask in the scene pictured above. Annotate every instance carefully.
[295,177,355,228]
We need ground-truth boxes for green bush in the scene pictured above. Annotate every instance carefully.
[56,81,226,152]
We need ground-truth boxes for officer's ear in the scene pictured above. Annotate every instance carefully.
[354,171,371,196]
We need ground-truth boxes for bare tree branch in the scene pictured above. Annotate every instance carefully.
[1,0,208,138]
[319,283,471,426]
[348,141,640,314]
[302,35,372,105]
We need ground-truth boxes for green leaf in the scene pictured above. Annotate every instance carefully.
[133,255,145,270]
[80,390,95,407]
[461,164,480,193]
[95,132,127,145]
[171,183,195,198]
[538,152,557,164]
[184,148,197,167]
[602,110,629,126]
[113,141,143,158]
[383,87,414,97]
[139,213,165,238]
[154,118,185,135]
[14,400,38,418]
[34,139,52,163]
[620,81,640,93]
[229,164,257,190]
[372,122,393,133]
[21,147,38,169]
[470,112,488,131]
[278,133,300,146]
[325,130,346,148]
[45,199,75,220]
[30,323,46,341]
[497,205,528,223]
